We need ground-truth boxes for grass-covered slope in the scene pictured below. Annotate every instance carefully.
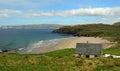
[53,22,120,43]
[103,45,120,55]
[0,45,120,71]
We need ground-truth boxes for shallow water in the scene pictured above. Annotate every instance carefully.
[0,29,71,51]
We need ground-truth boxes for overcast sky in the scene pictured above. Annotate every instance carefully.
[0,0,120,26]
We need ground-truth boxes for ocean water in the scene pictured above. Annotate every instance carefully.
[0,29,71,51]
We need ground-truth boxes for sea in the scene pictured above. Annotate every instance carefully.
[0,29,71,52]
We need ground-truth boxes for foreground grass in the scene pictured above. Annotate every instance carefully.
[0,46,120,71]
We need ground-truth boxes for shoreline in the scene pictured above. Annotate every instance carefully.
[20,37,114,54]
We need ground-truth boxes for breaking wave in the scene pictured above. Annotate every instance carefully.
[18,38,61,53]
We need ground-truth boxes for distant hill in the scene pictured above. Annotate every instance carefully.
[0,24,63,29]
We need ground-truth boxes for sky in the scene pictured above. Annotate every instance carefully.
[0,0,120,26]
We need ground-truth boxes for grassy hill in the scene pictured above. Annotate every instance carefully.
[0,45,120,71]
[53,22,120,43]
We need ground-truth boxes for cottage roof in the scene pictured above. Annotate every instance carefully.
[76,43,102,55]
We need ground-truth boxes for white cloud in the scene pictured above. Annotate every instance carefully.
[0,13,9,18]
[21,7,120,18]
[0,7,120,18]
[23,11,54,18]
[21,7,120,17]
[55,7,120,17]
[0,9,22,19]
[0,9,22,14]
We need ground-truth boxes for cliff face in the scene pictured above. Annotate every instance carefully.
[0,24,63,29]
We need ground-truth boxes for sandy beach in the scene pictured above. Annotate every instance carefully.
[24,37,114,54]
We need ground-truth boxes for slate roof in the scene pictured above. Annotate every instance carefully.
[76,43,102,55]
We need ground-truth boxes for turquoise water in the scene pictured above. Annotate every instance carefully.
[0,29,71,51]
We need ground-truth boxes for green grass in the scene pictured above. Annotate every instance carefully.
[103,45,120,55]
[0,45,120,71]
[44,48,75,57]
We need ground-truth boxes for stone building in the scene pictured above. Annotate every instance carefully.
[75,43,102,58]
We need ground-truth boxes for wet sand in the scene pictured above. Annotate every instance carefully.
[24,37,113,54]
